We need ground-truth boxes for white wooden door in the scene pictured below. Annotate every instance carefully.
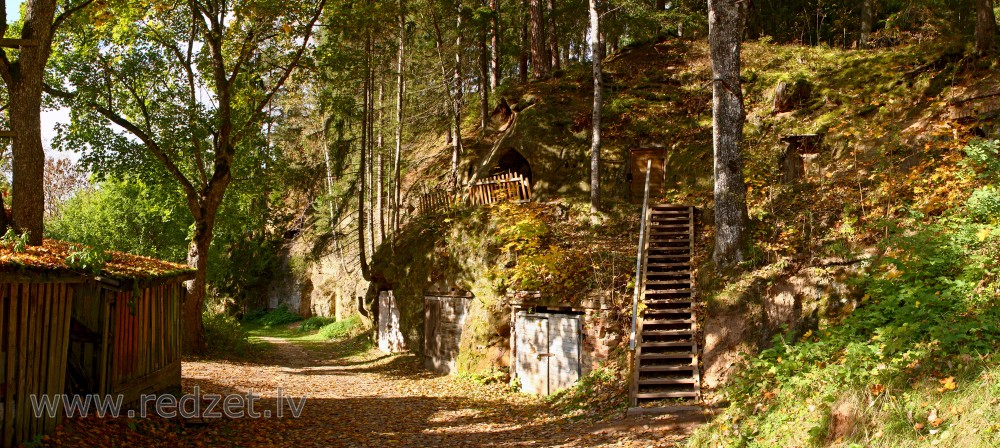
[515,312,581,395]
[547,314,581,393]
[515,313,549,395]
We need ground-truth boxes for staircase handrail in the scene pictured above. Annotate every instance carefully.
[629,159,652,351]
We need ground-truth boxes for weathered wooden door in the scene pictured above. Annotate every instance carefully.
[629,148,666,199]
[378,291,405,353]
[515,312,581,395]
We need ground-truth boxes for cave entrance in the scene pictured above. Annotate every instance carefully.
[492,149,533,184]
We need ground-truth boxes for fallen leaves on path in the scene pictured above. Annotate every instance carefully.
[45,335,697,447]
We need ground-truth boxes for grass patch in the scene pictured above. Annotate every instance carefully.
[317,315,362,340]
[242,305,303,330]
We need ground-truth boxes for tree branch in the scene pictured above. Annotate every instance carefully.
[43,83,201,205]
[52,0,97,33]
[233,0,328,144]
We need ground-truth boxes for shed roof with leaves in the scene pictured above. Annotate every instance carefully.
[0,239,195,282]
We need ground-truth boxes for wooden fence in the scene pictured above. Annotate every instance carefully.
[0,281,76,448]
[469,172,531,206]
[68,279,186,408]
[418,171,531,214]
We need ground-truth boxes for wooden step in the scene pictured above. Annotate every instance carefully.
[641,341,695,348]
[644,308,694,315]
[644,288,693,294]
[645,270,691,276]
[638,378,698,385]
[642,318,696,325]
[644,301,694,308]
[641,330,693,336]
[638,353,695,360]
[646,262,690,268]
[646,279,691,285]
[635,391,699,399]
[638,364,695,372]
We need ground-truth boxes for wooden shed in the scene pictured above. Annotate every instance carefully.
[0,240,192,447]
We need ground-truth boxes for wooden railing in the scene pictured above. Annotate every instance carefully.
[417,171,531,214]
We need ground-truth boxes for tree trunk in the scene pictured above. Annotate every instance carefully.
[589,0,601,215]
[394,0,405,234]
[377,78,385,246]
[2,0,59,246]
[860,0,873,48]
[529,0,549,78]
[519,0,530,83]
[9,86,45,245]
[490,0,501,89]
[359,35,372,281]
[547,0,560,71]
[367,66,377,257]
[708,0,749,270]
[976,0,998,54]
[452,0,464,188]
[184,226,212,354]
[480,35,490,131]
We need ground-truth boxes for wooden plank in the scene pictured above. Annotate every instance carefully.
[0,287,6,437]
[0,39,37,48]
[3,285,15,447]
[34,285,51,437]
[14,284,29,445]
[23,284,41,443]
[98,293,110,395]
[111,359,181,408]
[42,286,60,434]
[57,284,73,430]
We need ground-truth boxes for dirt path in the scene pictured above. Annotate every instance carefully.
[49,334,701,447]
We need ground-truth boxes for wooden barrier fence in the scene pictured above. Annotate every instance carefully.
[0,281,76,448]
[418,171,532,214]
[469,172,531,206]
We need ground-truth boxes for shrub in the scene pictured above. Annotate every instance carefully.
[966,186,1000,222]
[964,139,1000,174]
[298,316,336,332]
[203,312,258,358]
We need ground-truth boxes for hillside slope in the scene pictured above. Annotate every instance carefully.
[269,36,1000,442]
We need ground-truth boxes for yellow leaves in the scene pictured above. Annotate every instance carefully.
[870,383,885,395]
[282,23,293,35]
[977,227,991,242]
[937,376,956,392]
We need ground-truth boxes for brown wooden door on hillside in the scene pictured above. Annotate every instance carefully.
[629,148,666,200]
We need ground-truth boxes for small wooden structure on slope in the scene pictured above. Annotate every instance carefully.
[0,240,193,447]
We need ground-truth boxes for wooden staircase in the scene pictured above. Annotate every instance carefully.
[630,204,701,408]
